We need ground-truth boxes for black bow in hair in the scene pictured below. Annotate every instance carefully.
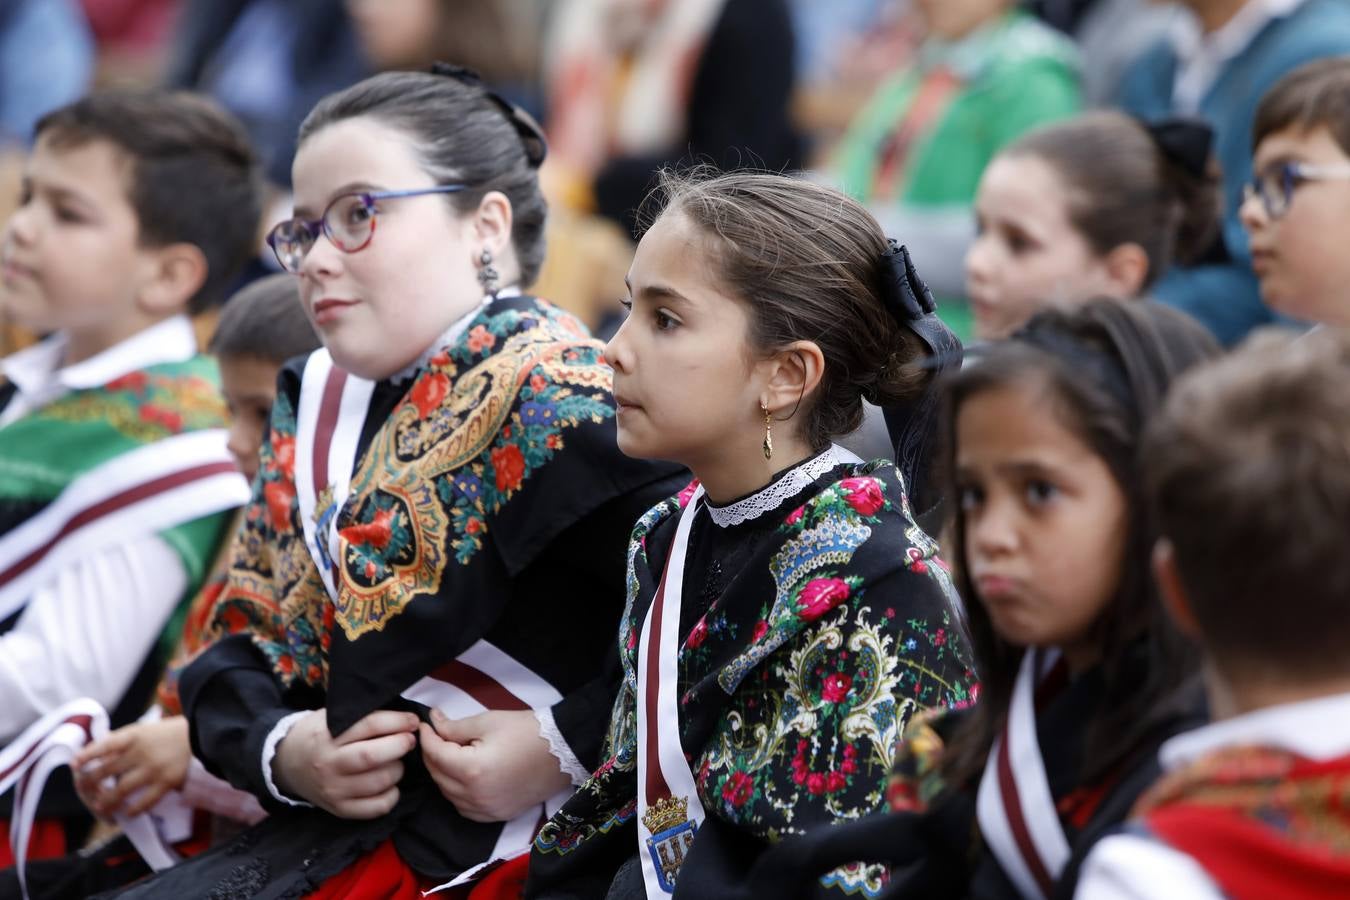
[430,61,548,168]
[877,241,963,520]
[1141,117,1214,181]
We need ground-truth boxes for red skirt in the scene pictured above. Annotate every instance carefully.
[304,840,529,900]
[0,817,66,868]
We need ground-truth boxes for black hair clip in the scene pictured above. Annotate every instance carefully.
[1141,116,1214,181]
[879,240,936,322]
[876,240,963,518]
[430,61,548,168]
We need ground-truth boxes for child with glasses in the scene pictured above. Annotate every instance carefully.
[0,90,257,865]
[1239,58,1350,329]
[104,68,685,899]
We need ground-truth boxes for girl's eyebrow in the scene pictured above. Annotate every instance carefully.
[624,279,692,307]
[293,181,383,217]
[24,176,97,214]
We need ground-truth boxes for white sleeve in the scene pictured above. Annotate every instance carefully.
[1076,833,1226,900]
[534,707,591,786]
[0,535,188,745]
[261,710,315,808]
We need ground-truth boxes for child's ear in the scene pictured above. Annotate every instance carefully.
[760,340,825,416]
[1101,243,1150,298]
[1152,538,1201,638]
[139,242,208,316]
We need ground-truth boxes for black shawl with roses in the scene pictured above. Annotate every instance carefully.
[527,456,976,899]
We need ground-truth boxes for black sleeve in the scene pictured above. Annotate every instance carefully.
[179,633,323,811]
[537,473,687,772]
[593,0,801,231]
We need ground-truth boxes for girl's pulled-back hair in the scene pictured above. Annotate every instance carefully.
[640,168,930,452]
[298,69,548,285]
[940,298,1218,788]
[1003,112,1220,290]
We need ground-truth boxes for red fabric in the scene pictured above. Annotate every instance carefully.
[1140,748,1350,900]
[303,839,435,900]
[303,841,528,900]
[0,817,66,868]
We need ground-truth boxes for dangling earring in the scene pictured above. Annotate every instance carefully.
[477,249,500,297]
[762,404,773,460]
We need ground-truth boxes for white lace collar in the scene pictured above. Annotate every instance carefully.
[389,287,520,384]
[705,444,863,528]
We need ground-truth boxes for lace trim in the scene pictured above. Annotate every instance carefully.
[388,288,517,384]
[534,707,591,786]
[261,710,314,808]
[706,444,862,528]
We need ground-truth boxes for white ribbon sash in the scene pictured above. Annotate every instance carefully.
[0,429,249,625]
[976,648,1071,900]
[291,351,570,893]
[636,487,708,898]
[0,698,180,900]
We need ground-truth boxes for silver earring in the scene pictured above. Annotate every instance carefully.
[477,249,500,297]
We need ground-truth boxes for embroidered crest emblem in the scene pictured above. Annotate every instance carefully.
[312,485,338,571]
[643,795,698,892]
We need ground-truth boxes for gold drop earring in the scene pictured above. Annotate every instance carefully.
[762,404,773,460]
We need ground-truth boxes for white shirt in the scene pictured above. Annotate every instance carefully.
[1169,0,1306,113]
[1075,691,1350,899]
[0,317,198,743]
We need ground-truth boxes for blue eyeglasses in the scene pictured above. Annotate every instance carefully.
[1243,161,1350,219]
[266,185,469,272]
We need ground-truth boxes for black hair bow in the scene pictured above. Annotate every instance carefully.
[877,241,963,521]
[430,61,548,168]
[1142,117,1214,181]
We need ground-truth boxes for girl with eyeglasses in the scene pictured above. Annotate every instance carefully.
[106,68,685,899]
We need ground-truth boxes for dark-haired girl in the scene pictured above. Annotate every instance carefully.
[104,69,685,898]
[526,170,974,899]
[750,298,1219,900]
[966,112,1219,341]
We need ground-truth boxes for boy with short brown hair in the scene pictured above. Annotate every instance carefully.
[1076,327,1350,898]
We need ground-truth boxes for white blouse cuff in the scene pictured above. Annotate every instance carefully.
[534,707,590,786]
[261,710,315,808]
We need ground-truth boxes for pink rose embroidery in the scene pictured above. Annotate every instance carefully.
[821,672,852,704]
[839,477,885,517]
[785,505,805,526]
[685,617,709,650]
[796,578,851,621]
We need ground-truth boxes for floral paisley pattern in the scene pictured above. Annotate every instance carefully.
[531,461,975,897]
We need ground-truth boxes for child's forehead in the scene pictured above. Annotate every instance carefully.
[28,132,135,196]
[1255,122,1350,167]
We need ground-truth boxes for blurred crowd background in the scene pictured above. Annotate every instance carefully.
[0,0,1291,353]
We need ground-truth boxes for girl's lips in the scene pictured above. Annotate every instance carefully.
[975,573,1022,602]
[312,297,358,325]
[2,260,35,283]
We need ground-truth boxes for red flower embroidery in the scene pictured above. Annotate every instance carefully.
[839,477,885,517]
[751,620,769,642]
[466,517,483,535]
[785,505,805,526]
[530,374,548,393]
[934,628,946,647]
[821,672,852,704]
[409,371,450,418]
[107,372,148,393]
[263,481,296,531]
[467,325,496,353]
[677,481,700,508]
[428,350,451,368]
[270,432,296,471]
[796,578,851,621]
[806,773,826,796]
[339,506,395,550]
[139,404,183,432]
[826,771,847,793]
[491,444,526,492]
[686,617,709,649]
[722,771,754,808]
[546,434,562,450]
[907,546,929,574]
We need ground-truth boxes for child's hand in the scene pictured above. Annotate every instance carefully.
[420,708,572,823]
[74,716,192,819]
[272,708,418,819]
